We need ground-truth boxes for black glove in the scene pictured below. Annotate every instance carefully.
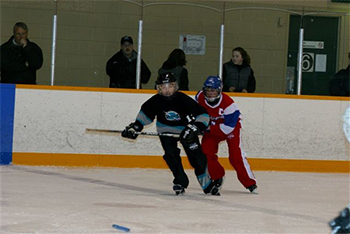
[329,205,350,234]
[180,124,198,143]
[122,122,143,140]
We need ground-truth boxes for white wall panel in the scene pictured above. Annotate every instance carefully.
[13,89,350,161]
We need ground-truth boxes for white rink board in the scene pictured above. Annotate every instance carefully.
[13,88,350,161]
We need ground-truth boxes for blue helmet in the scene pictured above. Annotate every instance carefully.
[203,76,222,102]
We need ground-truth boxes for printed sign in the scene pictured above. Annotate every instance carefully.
[303,41,324,49]
[302,52,314,72]
[315,54,327,72]
[179,35,206,55]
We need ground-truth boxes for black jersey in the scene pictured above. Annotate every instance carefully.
[135,92,209,134]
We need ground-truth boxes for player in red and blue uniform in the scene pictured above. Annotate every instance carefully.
[195,76,257,194]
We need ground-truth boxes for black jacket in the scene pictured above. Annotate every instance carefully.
[106,50,151,88]
[329,66,349,96]
[135,92,209,134]
[0,36,43,84]
[222,60,256,93]
[158,58,189,90]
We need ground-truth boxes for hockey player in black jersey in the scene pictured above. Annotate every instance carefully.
[122,72,218,195]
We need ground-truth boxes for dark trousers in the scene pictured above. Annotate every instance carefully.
[159,135,208,188]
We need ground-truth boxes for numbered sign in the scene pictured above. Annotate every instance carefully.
[302,52,314,72]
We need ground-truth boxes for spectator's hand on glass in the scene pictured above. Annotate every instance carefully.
[242,89,248,93]
[228,87,236,92]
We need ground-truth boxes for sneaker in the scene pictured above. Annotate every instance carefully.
[173,184,185,196]
[210,177,225,195]
[247,184,258,194]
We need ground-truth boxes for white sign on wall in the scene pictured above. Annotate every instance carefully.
[315,54,327,72]
[179,35,206,55]
[302,52,314,72]
[303,41,324,49]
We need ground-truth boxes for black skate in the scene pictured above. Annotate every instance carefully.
[203,179,221,196]
[247,184,258,194]
[210,177,224,195]
[173,184,185,196]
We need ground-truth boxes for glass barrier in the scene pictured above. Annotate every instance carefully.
[0,0,349,96]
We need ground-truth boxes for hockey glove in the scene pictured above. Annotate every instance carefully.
[180,124,198,143]
[329,205,350,234]
[121,121,143,140]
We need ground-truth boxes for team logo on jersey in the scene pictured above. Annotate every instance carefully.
[219,108,224,115]
[189,142,198,150]
[165,111,181,121]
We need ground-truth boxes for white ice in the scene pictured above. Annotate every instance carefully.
[1,166,349,233]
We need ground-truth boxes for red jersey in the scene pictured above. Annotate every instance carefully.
[195,91,241,135]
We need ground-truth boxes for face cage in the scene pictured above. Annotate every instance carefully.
[157,82,178,96]
[204,87,221,103]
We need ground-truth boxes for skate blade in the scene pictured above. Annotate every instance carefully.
[175,190,185,196]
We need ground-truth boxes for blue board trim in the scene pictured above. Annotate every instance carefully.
[0,84,16,165]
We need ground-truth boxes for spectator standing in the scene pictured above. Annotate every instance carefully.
[329,52,350,96]
[106,36,151,88]
[158,49,189,90]
[223,47,256,93]
[0,22,43,84]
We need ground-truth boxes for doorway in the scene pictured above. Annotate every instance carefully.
[287,15,339,95]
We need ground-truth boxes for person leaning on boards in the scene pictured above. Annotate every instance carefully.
[158,48,189,91]
[329,52,350,97]
[106,35,151,89]
[222,47,256,93]
[0,22,43,84]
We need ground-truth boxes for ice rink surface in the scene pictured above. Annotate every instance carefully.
[1,166,349,234]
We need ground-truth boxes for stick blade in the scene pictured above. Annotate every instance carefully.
[85,128,122,136]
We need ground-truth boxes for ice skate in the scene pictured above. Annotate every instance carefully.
[210,177,225,195]
[247,184,258,194]
[203,180,214,194]
[202,180,220,196]
[173,184,185,195]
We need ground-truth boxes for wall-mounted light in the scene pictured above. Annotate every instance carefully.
[278,17,285,27]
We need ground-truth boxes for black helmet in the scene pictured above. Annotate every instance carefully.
[156,72,177,85]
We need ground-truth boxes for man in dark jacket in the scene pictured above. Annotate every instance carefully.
[0,22,43,84]
[329,52,350,97]
[106,36,151,88]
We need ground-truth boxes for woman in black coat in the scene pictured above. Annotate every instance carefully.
[158,49,189,91]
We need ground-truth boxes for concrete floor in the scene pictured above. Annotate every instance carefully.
[1,166,349,233]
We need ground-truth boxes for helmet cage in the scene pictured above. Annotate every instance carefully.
[203,76,222,103]
[157,82,178,96]
[204,87,221,102]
